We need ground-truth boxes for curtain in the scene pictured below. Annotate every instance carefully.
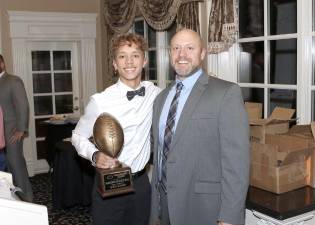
[137,0,182,30]
[104,0,137,34]
[104,0,203,33]
[208,0,238,53]
[177,1,200,34]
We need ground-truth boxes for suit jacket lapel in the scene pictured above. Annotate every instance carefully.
[171,73,209,149]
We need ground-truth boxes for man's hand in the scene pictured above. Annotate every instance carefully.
[94,151,120,169]
[9,130,25,144]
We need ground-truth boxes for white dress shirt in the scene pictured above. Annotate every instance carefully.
[72,79,161,173]
[0,71,4,79]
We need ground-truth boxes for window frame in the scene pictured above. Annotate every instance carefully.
[235,0,313,123]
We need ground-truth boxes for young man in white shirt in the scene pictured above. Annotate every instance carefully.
[72,33,161,225]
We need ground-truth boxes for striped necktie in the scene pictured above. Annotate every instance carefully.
[160,82,183,193]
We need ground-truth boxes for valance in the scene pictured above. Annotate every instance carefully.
[137,0,181,30]
[104,0,203,33]
[104,0,137,34]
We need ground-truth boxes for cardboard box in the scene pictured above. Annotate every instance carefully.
[246,104,295,143]
[286,123,315,188]
[245,102,262,121]
[250,134,313,194]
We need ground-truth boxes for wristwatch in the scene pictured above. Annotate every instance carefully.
[91,151,98,166]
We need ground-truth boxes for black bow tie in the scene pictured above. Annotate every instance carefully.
[126,86,145,100]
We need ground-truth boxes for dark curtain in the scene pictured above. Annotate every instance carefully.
[104,0,203,33]
[104,0,137,34]
[208,0,238,53]
[177,2,200,34]
[137,0,181,30]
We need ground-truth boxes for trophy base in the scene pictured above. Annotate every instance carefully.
[97,165,134,198]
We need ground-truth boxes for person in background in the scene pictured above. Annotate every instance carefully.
[150,29,250,225]
[72,33,161,225]
[0,105,6,171]
[0,54,33,201]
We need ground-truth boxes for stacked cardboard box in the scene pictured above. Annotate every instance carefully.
[287,123,315,188]
[246,102,315,194]
[246,102,295,143]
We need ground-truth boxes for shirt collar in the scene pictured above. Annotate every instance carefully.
[0,71,5,79]
[117,79,142,94]
[175,68,202,90]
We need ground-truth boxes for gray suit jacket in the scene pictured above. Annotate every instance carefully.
[150,73,250,225]
[0,72,29,133]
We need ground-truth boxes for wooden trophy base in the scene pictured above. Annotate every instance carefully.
[97,165,134,198]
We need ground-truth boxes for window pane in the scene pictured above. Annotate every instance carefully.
[269,89,296,115]
[33,73,52,93]
[241,87,264,105]
[239,0,264,38]
[149,69,157,81]
[32,51,50,71]
[269,0,297,35]
[148,26,156,48]
[134,20,144,36]
[34,96,53,116]
[269,39,297,85]
[239,42,264,83]
[53,51,71,70]
[55,95,73,114]
[148,51,157,80]
[54,73,73,92]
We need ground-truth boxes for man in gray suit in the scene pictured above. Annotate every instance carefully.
[150,29,249,225]
[0,54,33,202]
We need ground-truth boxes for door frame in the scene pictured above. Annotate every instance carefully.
[8,11,97,175]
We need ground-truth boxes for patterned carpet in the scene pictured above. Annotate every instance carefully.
[30,173,92,225]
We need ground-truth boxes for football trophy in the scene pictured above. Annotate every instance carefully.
[93,112,133,197]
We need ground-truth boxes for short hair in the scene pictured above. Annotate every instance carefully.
[112,33,148,57]
[0,54,3,63]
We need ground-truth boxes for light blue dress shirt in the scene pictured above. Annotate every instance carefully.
[158,69,203,147]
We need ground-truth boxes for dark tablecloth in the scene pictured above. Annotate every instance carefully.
[53,141,95,209]
[45,122,77,168]
[246,186,315,220]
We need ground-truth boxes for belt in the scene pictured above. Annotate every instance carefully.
[132,168,146,179]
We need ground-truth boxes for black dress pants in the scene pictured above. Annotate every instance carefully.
[91,171,151,225]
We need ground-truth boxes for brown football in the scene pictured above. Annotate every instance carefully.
[93,112,124,157]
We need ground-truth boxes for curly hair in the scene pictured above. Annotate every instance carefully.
[112,33,148,57]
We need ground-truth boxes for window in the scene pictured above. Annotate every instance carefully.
[130,18,177,88]
[238,0,299,118]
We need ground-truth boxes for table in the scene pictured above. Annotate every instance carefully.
[44,122,77,168]
[246,186,315,224]
[0,171,49,225]
[52,141,94,209]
